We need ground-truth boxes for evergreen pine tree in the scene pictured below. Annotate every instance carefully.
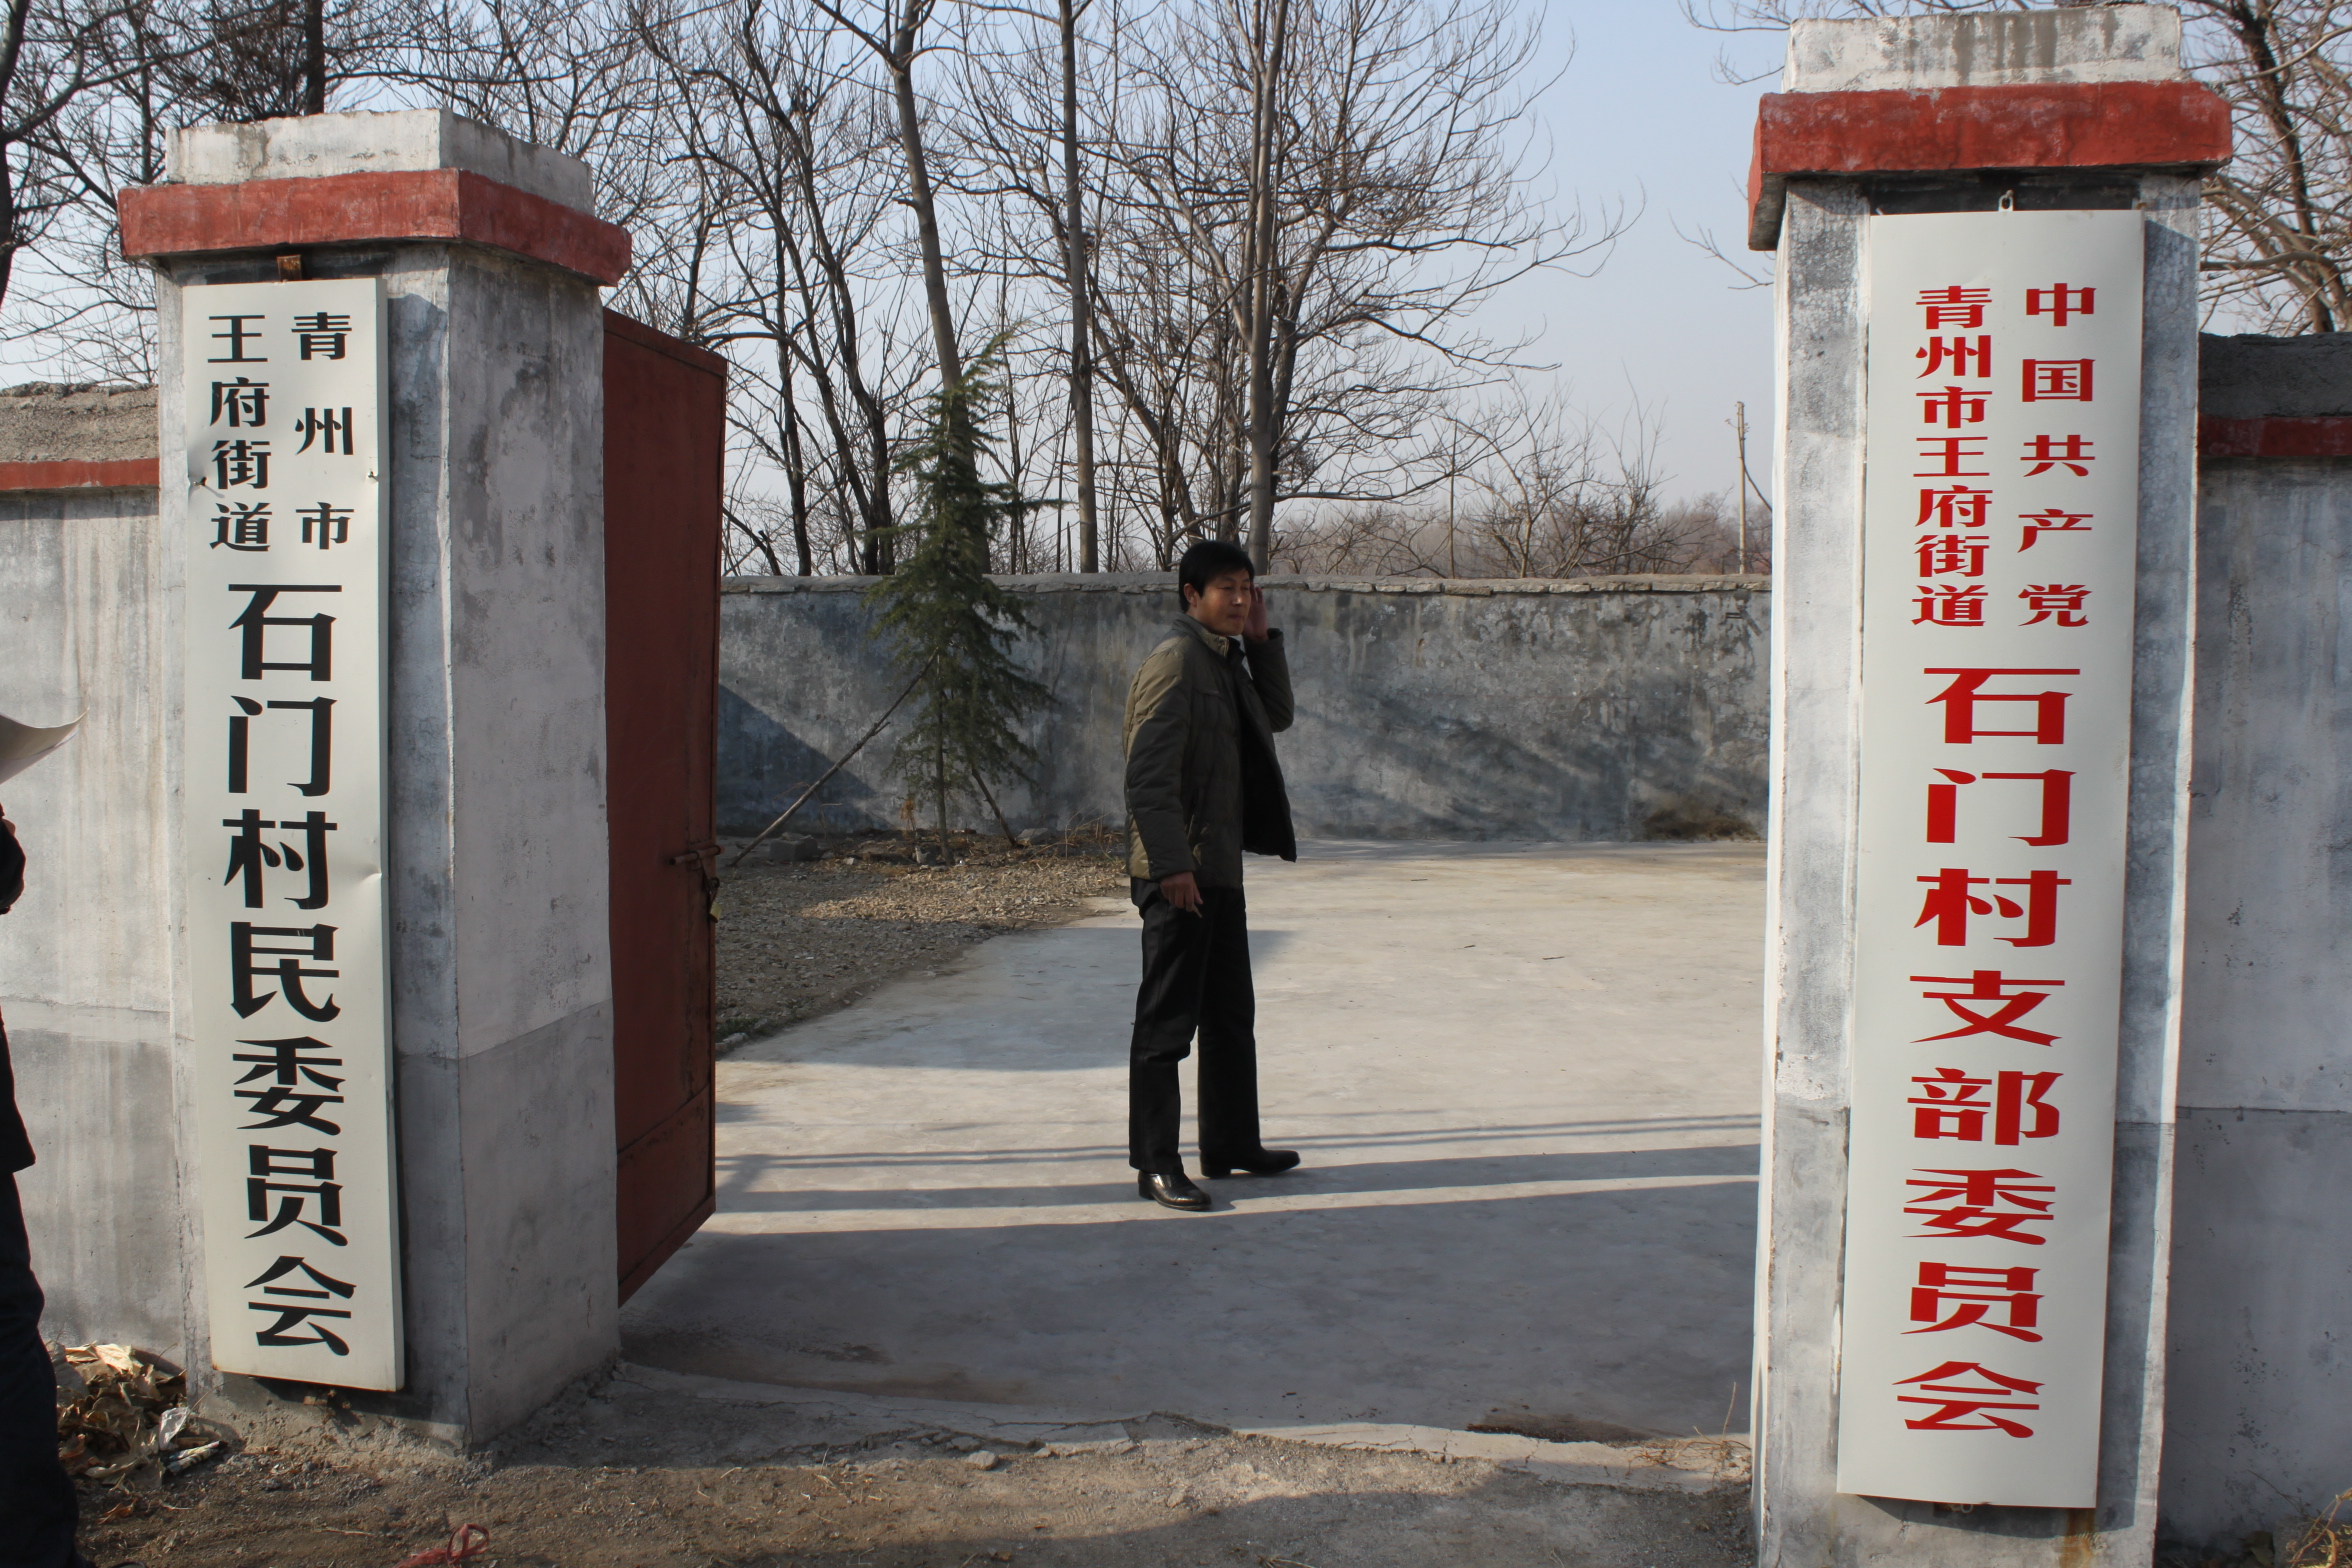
[868,346,1050,855]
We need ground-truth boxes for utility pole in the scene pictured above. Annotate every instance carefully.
[1733,401,1750,575]
[1058,0,1100,572]
[1446,431,1458,579]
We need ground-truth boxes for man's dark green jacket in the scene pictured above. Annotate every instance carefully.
[1122,615,1298,887]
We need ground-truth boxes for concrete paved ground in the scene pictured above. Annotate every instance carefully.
[623,842,1766,1444]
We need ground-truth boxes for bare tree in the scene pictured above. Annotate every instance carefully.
[1686,0,2352,335]
[0,0,1653,593]
[1099,0,1614,566]
[166,0,402,122]
[807,0,963,393]
[1270,389,1727,578]
[637,0,920,573]
[2186,1,2352,331]
[0,0,204,324]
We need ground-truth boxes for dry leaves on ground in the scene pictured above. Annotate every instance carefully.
[2285,1490,2352,1568]
[55,1343,230,1490]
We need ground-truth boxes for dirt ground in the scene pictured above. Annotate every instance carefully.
[73,837,1769,1567]
[713,833,1128,1042]
[76,1373,1755,1568]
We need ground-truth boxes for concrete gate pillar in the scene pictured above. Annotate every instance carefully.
[117,110,633,1444]
[1752,10,2228,1563]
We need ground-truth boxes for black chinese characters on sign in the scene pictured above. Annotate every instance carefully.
[187,279,397,1389]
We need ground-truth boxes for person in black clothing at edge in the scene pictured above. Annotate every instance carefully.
[1121,538,1303,1212]
[0,804,85,1566]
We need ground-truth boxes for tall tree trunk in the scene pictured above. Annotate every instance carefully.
[0,0,34,320]
[302,0,327,114]
[1242,0,1290,571]
[779,307,814,575]
[1059,0,1101,572]
[887,1,964,396]
[2224,3,2340,330]
[865,400,894,573]
[777,97,893,573]
[935,733,950,858]
[1004,373,1027,569]
[0,140,19,321]
[810,0,958,566]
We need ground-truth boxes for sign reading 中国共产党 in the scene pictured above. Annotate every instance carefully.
[1834,211,2145,1507]
[182,278,402,1390]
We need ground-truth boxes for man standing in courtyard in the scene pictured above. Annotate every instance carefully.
[1122,539,1302,1211]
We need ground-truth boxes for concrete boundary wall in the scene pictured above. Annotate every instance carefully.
[717,573,1772,844]
[2158,332,2352,1554]
[0,475,183,1360]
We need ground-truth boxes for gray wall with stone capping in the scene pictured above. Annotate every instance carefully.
[717,572,1771,844]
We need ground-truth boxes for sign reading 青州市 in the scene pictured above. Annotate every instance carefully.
[1834,211,2144,1507]
[181,278,402,1390]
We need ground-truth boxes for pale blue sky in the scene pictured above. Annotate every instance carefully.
[1486,4,1785,505]
[0,5,1790,514]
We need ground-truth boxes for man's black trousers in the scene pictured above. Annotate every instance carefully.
[0,1168,75,1567]
[1129,878,1263,1174]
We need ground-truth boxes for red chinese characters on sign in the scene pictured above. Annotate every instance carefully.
[1915,586,1988,627]
[1919,335,1993,378]
[1908,1066,2064,1141]
[1918,437,1992,478]
[1922,385,1992,429]
[1924,668,2074,745]
[1917,536,1990,578]
[2022,434,2095,477]
[1894,1362,2045,1436]
[1911,972,2068,1046]
[1920,486,1993,529]
[2022,360,2093,403]
[1904,287,2105,647]
[2020,585,2091,628]
[1908,1263,2044,1342]
[1846,237,2139,1497]
[1913,867,2069,947]
[1919,286,1993,329]
[2020,508,2092,551]
[1905,1167,2057,1245]
[1846,224,2143,1500]
[2026,284,2095,325]
[1925,768,2072,846]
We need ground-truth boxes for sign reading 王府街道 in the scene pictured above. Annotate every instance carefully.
[181,278,403,1391]
[1834,211,2145,1507]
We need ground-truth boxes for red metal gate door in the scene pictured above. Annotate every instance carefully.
[603,309,726,1300]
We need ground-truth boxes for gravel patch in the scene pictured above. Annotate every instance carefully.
[715,832,1128,1043]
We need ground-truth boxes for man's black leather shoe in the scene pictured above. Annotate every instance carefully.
[1139,1171,1212,1210]
[1201,1148,1301,1178]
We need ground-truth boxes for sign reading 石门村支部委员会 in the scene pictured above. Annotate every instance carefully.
[181,278,402,1391]
[1835,211,2145,1508]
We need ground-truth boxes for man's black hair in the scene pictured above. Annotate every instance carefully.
[1176,538,1256,611]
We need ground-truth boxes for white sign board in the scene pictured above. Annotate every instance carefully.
[1835,211,2144,1506]
[181,278,402,1390]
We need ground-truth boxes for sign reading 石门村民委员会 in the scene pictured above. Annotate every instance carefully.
[181,278,402,1391]
[1835,211,2145,1507]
